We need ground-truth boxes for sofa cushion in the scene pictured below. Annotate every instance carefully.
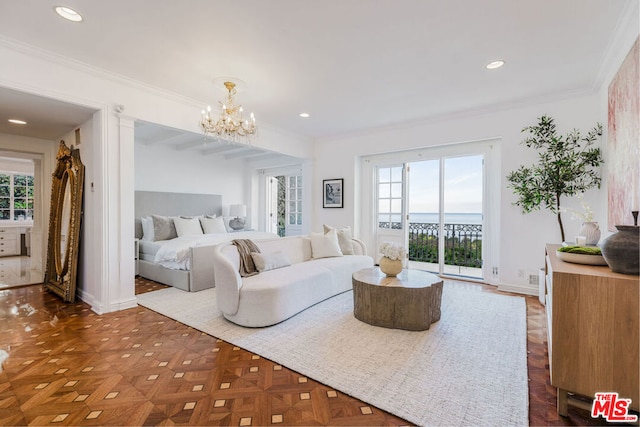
[230,263,337,327]
[310,229,343,259]
[255,236,312,264]
[251,251,291,272]
[310,255,374,285]
[323,224,355,255]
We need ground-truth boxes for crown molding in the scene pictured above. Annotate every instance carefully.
[591,0,640,90]
[0,35,203,109]
[316,86,596,144]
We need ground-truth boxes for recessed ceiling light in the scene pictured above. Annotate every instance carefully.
[486,60,505,70]
[299,113,310,118]
[8,119,27,125]
[54,6,83,22]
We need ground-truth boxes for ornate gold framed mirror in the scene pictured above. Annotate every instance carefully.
[44,140,84,302]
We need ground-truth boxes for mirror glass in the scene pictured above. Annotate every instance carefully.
[55,170,72,278]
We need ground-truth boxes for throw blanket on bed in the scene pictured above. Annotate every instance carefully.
[233,239,261,277]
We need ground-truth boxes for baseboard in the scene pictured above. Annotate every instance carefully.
[108,297,138,313]
[76,288,103,314]
[77,289,137,314]
[497,282,538,296]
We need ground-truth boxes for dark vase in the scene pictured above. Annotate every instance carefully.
[601,225,640,275]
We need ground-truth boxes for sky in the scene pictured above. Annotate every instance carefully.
[408,155,483,213]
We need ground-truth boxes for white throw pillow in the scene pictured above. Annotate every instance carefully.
[200,216,228,234]
[323,224,355,255]
[251,251,291,272]
[140,216,155,241]
[173,217,204,237]
[310,229,343,259]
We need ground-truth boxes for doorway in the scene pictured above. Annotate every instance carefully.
[367,141,498,282]
[265,171,303,237]
[405,155,483,279]
[0,156,41,289]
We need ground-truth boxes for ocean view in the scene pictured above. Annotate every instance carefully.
[409,212,482,224]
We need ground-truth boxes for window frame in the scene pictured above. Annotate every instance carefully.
[0,171,35,224]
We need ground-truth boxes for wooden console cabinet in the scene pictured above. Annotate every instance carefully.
[544,244,639,415]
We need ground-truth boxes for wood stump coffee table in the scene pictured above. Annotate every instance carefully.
[352,267,443,331]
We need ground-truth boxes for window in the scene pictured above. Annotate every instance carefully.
[377,166,404,229]
[288,175,302,226]
[0,173,34,221]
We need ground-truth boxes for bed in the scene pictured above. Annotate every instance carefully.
[135,191,277,291]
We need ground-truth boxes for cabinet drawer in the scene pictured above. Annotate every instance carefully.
[0,247,19,256]
[0,234,17,242]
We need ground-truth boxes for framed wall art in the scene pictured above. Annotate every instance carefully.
[323,178,343,208]
[607,36,639,230]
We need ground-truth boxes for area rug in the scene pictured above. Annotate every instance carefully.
[136,282,528,426]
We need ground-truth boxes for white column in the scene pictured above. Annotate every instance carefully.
[115,114,137,311]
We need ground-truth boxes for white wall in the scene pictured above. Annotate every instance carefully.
[314,93,604,293]
[135,142,248,217]
[58,116,101,308]
[0,157,34,174]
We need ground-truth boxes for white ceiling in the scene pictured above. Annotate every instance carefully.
[0,0,632,142]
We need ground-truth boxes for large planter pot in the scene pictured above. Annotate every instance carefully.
[601,225,640,275]
[579,221,601,245]
[379,257,403,277]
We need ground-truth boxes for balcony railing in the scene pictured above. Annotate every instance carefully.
[380,221,482,268]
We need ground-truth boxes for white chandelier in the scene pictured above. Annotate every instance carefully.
[200,81,257,143]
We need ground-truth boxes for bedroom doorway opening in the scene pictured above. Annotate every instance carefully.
[265,171,303,237]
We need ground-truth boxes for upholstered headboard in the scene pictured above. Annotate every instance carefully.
[134,191,223,238]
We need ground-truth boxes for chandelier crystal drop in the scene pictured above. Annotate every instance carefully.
[200,81,257,143]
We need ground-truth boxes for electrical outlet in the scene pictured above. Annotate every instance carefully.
[529,274,538,285]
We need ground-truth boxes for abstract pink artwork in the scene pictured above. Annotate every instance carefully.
[608,36,639,231]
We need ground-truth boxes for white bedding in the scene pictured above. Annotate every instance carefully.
[139,240,164,257]
[153,231,278,270]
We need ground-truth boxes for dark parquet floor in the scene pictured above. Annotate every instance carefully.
[0,277,623,426]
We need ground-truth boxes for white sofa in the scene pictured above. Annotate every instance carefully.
[212,235,373,327]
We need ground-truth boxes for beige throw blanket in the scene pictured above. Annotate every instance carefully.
[233,239,260,277]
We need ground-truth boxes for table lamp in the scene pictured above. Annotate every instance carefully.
[229,204,247,230]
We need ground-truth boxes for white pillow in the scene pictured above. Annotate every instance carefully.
[173,217,204,237]
[323,224,355,255]
[140,216,155,241]
[310,229,343,259]
[200,216,228,234]
[251,251,291,272]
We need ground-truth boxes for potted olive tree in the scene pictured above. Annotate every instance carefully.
[506,115,604,243]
